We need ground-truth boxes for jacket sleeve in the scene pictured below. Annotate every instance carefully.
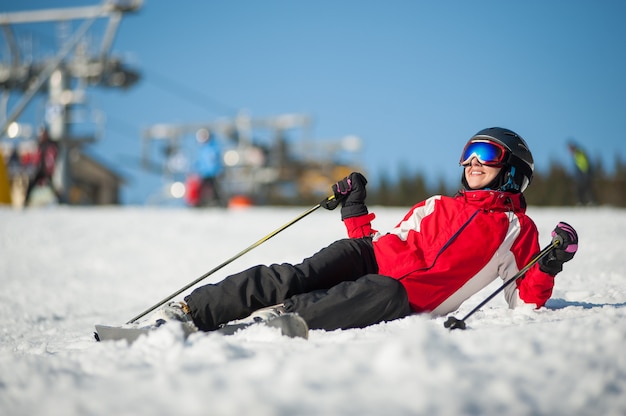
[342,212,377,238]
[507,216,555,308]
[343,199,433,239]
[516,264,555,307]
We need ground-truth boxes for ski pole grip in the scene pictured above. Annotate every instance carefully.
[319,194,341,210]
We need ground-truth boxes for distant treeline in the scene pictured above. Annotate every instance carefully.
[367,157,626,207]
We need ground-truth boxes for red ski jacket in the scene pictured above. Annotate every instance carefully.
[343,190,555,315]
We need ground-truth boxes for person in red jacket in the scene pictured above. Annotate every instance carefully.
[24,127,61,206]
[172,127,578,332]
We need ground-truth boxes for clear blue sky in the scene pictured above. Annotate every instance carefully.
[3,1,625,204]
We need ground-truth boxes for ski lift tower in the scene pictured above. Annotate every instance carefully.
[0,0,142,202]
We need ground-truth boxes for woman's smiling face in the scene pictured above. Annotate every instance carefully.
[464,157,502,189]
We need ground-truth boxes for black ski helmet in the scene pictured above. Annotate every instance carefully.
[460,127,534,192]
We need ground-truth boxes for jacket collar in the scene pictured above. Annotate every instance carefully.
[457,189,527,212]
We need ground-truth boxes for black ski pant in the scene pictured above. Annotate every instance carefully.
[184,237,412,331]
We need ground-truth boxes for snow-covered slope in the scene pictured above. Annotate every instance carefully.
[1,205,624,415]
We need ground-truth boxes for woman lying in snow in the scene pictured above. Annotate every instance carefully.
[156,127,578,331]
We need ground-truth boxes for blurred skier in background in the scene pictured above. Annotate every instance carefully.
[567,140,596,205]
[24,127,61,206]
[188,128,224,207]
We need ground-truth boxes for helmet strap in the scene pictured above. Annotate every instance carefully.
[499,166,521,192]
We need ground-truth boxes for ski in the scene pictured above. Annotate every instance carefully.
[216,313,309,339]
[94,322,198,343]
[94,313,309,344]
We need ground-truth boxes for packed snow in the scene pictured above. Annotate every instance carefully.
[1,204,625,415]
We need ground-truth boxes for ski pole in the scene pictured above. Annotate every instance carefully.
[444,238,561,330]
[126,195,337,324]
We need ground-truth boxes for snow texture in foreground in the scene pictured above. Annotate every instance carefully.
[1,205,625,415]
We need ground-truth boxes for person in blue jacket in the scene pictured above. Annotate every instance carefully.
[193,129,224,206]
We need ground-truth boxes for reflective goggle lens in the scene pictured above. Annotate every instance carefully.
[460,140,507,166]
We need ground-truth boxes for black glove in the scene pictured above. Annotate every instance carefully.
[321,172,368,219]
[539,222,578,275]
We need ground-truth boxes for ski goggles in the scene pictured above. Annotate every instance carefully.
[460,140,509,167]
